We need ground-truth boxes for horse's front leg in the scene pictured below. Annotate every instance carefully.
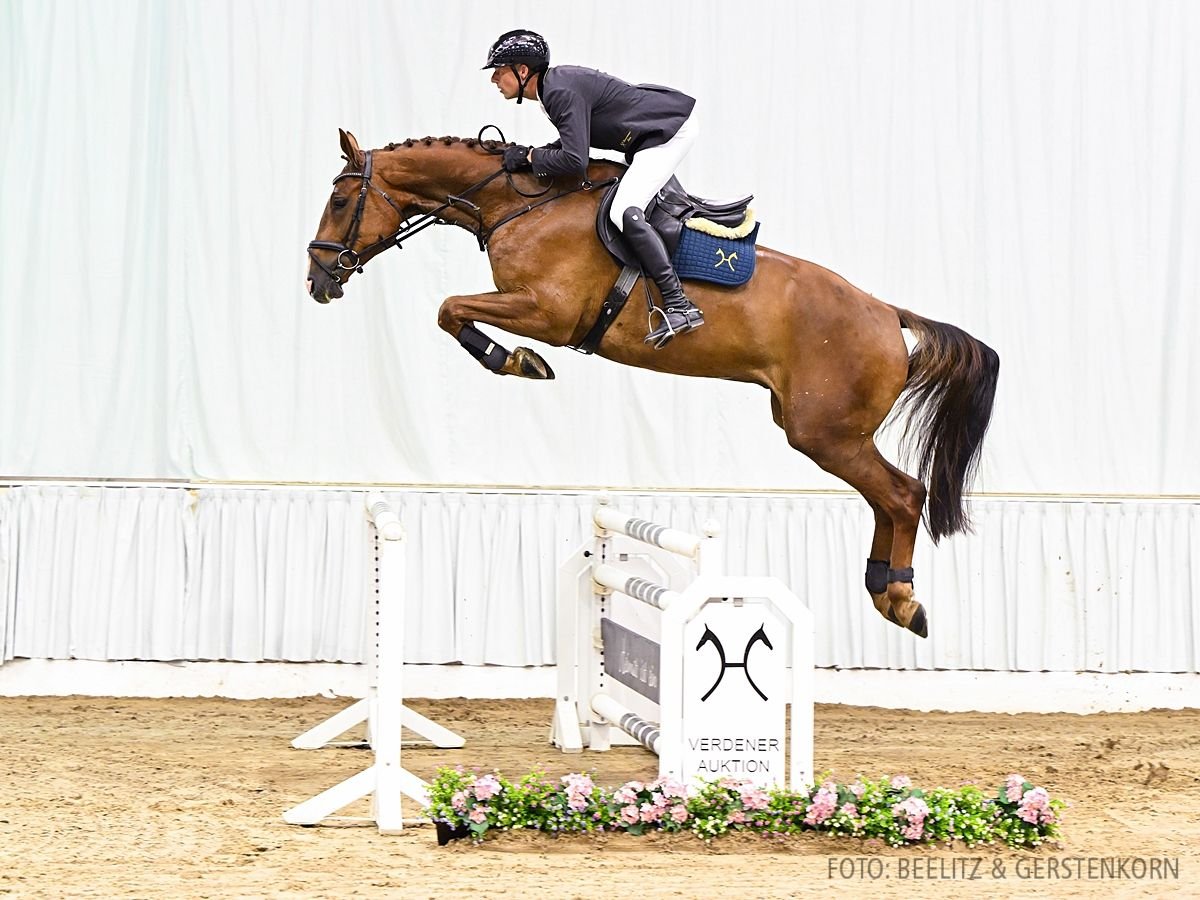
[437,290,558,380]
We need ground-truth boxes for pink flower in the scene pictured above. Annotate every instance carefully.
[670,804,689,823]
[890,775,912,789]
[1006,774,1027,803]
[1017,787,1054,824]
[893,796,929,822]
[562,773,594,793]
[613,786,638,805]
[840,802,858,818]
[655,777,688,800]
[562,773,595,811]
[891,796,929,841]
[738,785,770,811]
[468,805,489,824]
[472,774,501,801]
[620,804,640,825]
[567,793,589,812]
[804,803,833,826]
[850,780,866,798]
[728,810,746,824]
[804,784,839,826]
[640,802,664,823]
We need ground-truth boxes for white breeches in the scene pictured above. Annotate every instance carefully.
[608,110,699,229]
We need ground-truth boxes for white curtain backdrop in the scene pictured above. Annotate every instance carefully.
[1,0,1197,494]
[2,485,1197,673]
[1,3,1197,682]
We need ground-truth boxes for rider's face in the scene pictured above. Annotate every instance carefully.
[490,65,529,100]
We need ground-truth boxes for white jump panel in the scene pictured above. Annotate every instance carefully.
[554,503,814,790]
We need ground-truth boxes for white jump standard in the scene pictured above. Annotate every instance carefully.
[552,499,814,790]
[283,494,463,833]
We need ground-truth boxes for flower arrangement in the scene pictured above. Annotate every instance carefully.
[427,768,1065,848]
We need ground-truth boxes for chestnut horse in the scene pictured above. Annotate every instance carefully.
[306,130,1000,638]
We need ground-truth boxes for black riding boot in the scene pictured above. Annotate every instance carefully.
[621,206,704,349]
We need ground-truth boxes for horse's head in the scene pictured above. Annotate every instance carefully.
[306,129,413,303]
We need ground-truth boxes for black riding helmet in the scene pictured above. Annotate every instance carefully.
[483,29,550,104]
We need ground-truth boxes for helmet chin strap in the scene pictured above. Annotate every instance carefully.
[511,65,534,104]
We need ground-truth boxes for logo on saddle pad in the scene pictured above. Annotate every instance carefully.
[714,248,738,271]
[695,623,773,701]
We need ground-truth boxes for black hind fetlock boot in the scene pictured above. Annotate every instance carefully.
[621,206,704,349]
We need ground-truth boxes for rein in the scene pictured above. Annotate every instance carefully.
[308,129,615,284]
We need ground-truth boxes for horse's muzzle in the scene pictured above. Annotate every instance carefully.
[306,274,344,304]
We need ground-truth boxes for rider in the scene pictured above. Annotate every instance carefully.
[483,29,703,349]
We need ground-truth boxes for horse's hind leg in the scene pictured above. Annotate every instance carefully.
[870,453,929,637]
[771,394,897,621]
[776,403,928,636]
[864,505,895,623]
[825,443,927,636]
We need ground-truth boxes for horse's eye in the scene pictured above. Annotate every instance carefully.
[331,195,349,209]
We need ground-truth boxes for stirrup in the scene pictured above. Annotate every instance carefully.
[644,304,705,350]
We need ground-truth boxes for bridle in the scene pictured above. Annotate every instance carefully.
[307,128,614,287]
[306,149,444,285]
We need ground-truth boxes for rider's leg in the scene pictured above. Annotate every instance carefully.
[609,114,704,349]
[620,208,704,348]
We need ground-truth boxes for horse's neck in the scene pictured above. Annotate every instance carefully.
[378,146,503,214]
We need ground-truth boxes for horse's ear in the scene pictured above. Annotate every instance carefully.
[339,129,365,168]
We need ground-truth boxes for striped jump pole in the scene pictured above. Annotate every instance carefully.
[591,693,660,754]
[593,504,705,559]
[592,562,680,610]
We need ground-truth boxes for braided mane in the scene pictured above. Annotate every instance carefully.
[382,135,508,152]
[376,134,625,175]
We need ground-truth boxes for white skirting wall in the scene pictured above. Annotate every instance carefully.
[0,660,1195,715]
[0,484,1197,711]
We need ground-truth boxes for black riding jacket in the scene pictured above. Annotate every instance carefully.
[529,65,696,178]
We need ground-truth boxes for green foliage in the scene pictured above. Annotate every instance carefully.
[427,768,1065,848]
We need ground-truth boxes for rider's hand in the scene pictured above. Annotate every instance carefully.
[503,145,533,172]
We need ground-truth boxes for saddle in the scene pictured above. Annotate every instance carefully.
[596,176,757,281]
[574,176,758,355]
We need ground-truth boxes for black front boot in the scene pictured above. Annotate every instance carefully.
[621,206,705,349]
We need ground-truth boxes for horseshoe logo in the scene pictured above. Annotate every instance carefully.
[714,248,738,271]
[695,624,773,701]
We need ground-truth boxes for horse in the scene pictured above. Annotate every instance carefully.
[305,129,1000,638]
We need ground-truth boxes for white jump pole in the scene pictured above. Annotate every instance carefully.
[284,493,460,833]
[290,495,461,753]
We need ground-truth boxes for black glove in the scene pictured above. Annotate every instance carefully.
[503,145,532,171]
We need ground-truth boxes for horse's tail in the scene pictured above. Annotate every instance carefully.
[889,307,1000,543]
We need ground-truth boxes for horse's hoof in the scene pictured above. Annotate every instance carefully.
[870,592,894,621]
[887,598,929,638]
[907,605,928,638]
[901,603,928,639]
[502,347,555,380]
